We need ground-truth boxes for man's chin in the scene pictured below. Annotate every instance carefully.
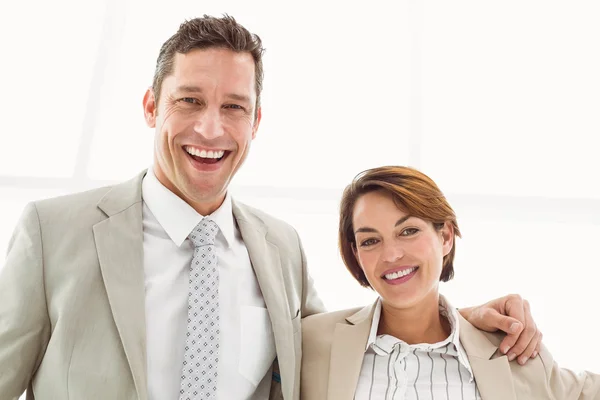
[182,182,228,209]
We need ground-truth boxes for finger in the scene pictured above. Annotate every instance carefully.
[498,318,524,356]
[474,306,523,333]
[504,295,526,326]
[498,299,526,355]
[506,301,537,361]
[517,330,542,365]
[496,315,524,337]
[531,332,543,359]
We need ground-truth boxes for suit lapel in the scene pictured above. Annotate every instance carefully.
[232,202,294,399]
[94,172,148,400]
[468,357,516,400]
[458,314,517,400]
[324,302,518,400]
[328,303,375,400]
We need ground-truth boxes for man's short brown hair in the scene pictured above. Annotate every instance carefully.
[152,14,265,116]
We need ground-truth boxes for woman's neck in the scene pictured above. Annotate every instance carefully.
[377,293,451,345]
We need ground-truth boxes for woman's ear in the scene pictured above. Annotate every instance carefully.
[441,222,454,257]
[352,243,362,268]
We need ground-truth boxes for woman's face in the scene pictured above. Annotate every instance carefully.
[352,190,453,310]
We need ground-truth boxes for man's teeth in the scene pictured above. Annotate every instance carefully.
[384,267,417,280]
[185,147,225,159]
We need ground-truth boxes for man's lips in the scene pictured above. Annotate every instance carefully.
[183,145,230,159]
[183,145,233,165]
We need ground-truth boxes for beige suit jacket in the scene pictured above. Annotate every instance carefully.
[0,171,325,400]
[301,301,600,400]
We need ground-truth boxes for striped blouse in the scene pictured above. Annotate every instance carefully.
[354,295,481,400]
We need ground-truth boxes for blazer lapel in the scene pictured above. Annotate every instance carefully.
[94,171,148,400]
[232,202,294,399]
[328,303,376,400]
[458,314,517,400]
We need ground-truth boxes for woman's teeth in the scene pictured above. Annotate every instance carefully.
[384,267,417,280]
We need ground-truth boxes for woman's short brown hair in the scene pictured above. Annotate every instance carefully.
[338,166,461,288]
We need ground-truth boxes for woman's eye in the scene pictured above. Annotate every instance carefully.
[400,228,419,236]
[360,238,378,247]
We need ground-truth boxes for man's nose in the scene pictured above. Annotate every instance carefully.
[193,107,225,140]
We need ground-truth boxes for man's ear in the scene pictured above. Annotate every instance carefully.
[143,87,157,128]
[251,107,262,140]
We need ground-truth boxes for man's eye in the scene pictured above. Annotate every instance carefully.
[224,104,243,110]
[180,98,198,104]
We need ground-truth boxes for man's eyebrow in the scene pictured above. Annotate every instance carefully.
[225,93,251,103]
[172,87,251,103]
[175,85,203,93]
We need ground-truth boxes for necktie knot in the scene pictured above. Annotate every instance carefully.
[188,218,219,247]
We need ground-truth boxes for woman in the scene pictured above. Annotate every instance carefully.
[301,166,599,400]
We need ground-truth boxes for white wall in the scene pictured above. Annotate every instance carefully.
[2,3,599,397]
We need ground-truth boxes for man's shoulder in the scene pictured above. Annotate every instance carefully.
[31,172,145,221]
[233,200,300,244]
[12,184,119,237]
[234,201,294,229]
[34,184,114,211]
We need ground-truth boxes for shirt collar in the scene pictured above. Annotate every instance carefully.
[366,297,383,351]
[365,294,475,380]
[141,167,236,248]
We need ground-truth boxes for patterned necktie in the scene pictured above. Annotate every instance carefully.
[179,218,220,399]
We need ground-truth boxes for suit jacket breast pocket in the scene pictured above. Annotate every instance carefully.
[239,305,277,387]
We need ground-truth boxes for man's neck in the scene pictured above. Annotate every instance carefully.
[152,167,225,216]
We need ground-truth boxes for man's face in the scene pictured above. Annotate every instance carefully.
[143,48,261,215]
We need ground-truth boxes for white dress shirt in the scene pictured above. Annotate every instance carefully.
[355,295,481,400]
[142,168,276,400]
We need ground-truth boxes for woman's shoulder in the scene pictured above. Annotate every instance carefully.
[303,306,365,330]
[301,306,368,359]
[302,305,370,343]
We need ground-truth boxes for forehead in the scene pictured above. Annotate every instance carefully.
[163,48,256,96]
[353,191,408,223]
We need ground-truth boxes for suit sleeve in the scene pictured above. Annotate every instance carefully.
[296,232,326,318]
[0,203,51,399]
[540,344,600,399]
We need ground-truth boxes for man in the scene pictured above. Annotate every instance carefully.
[0,15,541,400]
